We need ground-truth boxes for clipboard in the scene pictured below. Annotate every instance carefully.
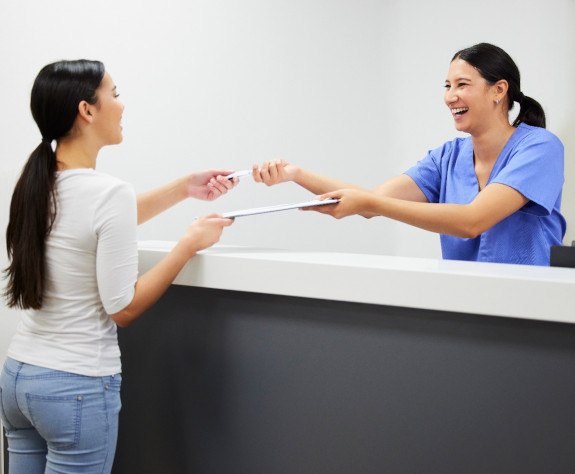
[221,198,339,218]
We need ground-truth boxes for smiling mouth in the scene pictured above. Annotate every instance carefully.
[451,107,469,116]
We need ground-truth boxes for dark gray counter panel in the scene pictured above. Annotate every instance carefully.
[113,285,575,474]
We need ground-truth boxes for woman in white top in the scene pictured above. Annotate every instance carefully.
[0,59,234,474]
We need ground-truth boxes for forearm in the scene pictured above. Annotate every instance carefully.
[137,176,188,225]
[365,194,481,237]
[365,182,528,237]
[293,167,363,195]
[359,174,429,219]
[111,241,193,327]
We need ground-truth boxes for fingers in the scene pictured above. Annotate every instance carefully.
[258,161,273,184]
[210,169,234,177]
[298,192,342,218]
[196,213,234,225]
[187,214,233,251]
[203,160,289,189]
[267,160,279,182]
[317,190,341,201]
[299,204,341,219]
[252,159,285,186]
[252,163,262,183]
[207,175,236,194]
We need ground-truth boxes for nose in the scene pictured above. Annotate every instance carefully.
[444,88,457,106]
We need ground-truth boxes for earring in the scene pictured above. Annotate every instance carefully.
[495,99,500,105]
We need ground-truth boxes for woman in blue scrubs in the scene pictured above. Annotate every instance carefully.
[253,43,566,266]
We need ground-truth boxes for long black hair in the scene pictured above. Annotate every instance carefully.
[452,43,546,128]
[4,60,105,309]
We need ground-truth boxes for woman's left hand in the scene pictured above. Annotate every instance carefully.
[303,188,375,219]
[185,170,238,201]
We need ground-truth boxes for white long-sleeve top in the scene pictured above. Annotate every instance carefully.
[8,169,138,376]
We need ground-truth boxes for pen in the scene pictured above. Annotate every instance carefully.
[225,169,252,180]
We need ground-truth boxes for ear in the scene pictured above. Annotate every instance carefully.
[77,100,94,123]
[493,79,509,103]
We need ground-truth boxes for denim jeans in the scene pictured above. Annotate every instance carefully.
[0,357,122,474]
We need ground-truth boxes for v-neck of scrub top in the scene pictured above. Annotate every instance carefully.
[460,124,523,202]
[466,124,521,197]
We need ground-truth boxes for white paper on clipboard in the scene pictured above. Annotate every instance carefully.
[221,198,339,218]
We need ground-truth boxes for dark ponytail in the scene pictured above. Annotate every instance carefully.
[452,43,546,128]
[512,94,546,129]
[4,60,105,309]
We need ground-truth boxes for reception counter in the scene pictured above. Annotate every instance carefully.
[136,241,575,324]
[112,242,575,473]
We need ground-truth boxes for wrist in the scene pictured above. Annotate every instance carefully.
[291,165,303,184]
[178,175,191,200]
[365,192,382,215]
[173,238,198,261]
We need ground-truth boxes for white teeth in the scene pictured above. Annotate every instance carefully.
[451,107,469,115]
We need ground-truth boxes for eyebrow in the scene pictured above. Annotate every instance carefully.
[445,77,472,84]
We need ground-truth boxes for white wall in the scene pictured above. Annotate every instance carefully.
[1,0,574,360]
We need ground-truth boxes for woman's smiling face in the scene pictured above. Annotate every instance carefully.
[444,58,496,136]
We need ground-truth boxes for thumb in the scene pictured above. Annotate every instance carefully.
[317,191,340,201]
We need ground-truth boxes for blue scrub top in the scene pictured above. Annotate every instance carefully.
[405,123,566,266]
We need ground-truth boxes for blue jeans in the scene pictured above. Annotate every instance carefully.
[0,357,122,474]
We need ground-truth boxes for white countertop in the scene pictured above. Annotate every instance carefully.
[138,241,575,325]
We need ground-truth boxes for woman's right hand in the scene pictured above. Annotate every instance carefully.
[180,214,234,256]
[252,159,298,186]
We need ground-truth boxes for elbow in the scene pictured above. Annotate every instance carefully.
[110,291,141,328]
[111,315,129,328]
[456,220,486,239]
[450,204,495,239]
[457,228,480,239]
[113,318,132,329]
[111,309,136,328]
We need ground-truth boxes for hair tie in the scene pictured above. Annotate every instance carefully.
[41,137,52,144]
[516,92,525,104]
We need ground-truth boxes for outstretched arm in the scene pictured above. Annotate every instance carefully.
[311,182,528,238]
[111,215,233,327]
[252,160,363,195]
[253,160,428,205]
[137,170,237,225]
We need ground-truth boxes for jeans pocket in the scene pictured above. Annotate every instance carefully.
[26,393,82,449]
[107,374,122,393]
[106,375,122,414]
